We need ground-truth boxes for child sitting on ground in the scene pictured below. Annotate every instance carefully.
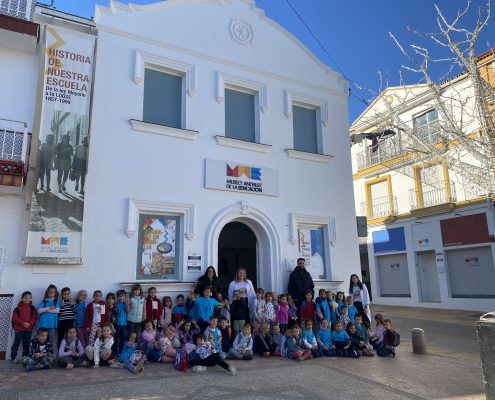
[301,319,322,358]
[118,332,144,374]
[271,323,283,356]
[280,326,292,358]
[377,319,400,357]
[189,333,236,375]
[354,314,373,353]
[347,322,373,357]
[229,322,253,360]
[157,324,180,363]
[139,319,160,362]
[370,313,385,349]
[58,327,86,369]
[204,315,223,355]
[86,322,114,368]
[285,325,311,361]
[332,321,351,357]
[22,327,56,371]
[316,318,336,357]
[254,323,277,357]
[177,319,200,351]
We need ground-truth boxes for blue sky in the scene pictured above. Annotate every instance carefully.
[46,0,493,123]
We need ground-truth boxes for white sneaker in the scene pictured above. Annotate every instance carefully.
[192,365,207,372]
[228,366,237,375]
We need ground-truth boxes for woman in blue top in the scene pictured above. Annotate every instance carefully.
[38,284,61,343]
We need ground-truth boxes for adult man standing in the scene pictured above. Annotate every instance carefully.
[288,258,314,309]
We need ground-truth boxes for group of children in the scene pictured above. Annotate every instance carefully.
[10,283,400,374]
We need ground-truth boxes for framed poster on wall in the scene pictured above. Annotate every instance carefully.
[136,214,180,280]
[298,225,326,279]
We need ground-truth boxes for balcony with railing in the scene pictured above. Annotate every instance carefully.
[360,195,399,220]
[0,119,30,190]
[0,0,39,51]
[409,180,457,210]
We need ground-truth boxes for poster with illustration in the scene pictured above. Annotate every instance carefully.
[137,214,180,280]
[298,226,326,278]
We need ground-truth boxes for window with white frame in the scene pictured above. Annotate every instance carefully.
[292,104,319,154]
[413,109,440,144]
[298,224,327,279]
[225,88,256,142]
[143,68,183,128]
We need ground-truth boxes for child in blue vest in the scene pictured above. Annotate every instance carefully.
[301,319,322,358]
[189,286,222,332]
[204,315,223,355]
[115,290,128,355]
[75,290,88,349]
[315,289,331,332]
[316,318,336,357]
[37,284,61,344]
[345,296,358,323]
[127,284,145,336]
[332,320,351,357]
[335,291,345,316]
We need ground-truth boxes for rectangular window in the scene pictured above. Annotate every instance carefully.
[136,214,181,280]
[225,88,256,142]
[298,225,326,279]
[293,105,318,153]
[143,68,182,128]
[413,109,440,144]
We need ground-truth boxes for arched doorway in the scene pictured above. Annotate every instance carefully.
[217,222,257,293]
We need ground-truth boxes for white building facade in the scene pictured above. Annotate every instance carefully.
[351,55,495,312]
[0,0,360,358]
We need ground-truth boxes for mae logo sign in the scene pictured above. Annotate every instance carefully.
[26,232,81,260]
[205,159,279,197]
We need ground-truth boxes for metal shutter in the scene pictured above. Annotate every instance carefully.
[376,253,411,297]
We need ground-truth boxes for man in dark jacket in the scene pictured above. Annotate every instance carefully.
[288,258,314,310]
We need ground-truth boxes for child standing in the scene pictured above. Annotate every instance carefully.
[264,292,277,327]
[145,287,163,328]
[115,290,128,354]
[75,290,88,349]
[315,289,331,331]
[10,291,37,363]
[275,294,289,333]
[58,287,76,348]
[345,296,358,323]
[189,286,222,332]
[316,318,336,357]
[84,290,109,346]
[335,291,345,315]
[86,323,115,368]
[250,288,265,334]
[231,290,249,336]
[160,296,172,330]
[22,327,56,371]
[299,290,316,323]
[229,322,254,360]
[58,327,86,369]
[37,284,60,343]
[172,294,188,323]
[287,294,298,328]
[127,284,145,336]
[189,333,236,374]
[285,326,311,361]
[106,292,117,327]
[339,305,352,330]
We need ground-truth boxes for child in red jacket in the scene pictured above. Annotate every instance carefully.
[84,290,109,346]
[299,290,316,323]
[10,291,37,362]
[144,287,162,329]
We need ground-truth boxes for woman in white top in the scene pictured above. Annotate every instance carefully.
[349,274,371,324]
[228,267,256,308]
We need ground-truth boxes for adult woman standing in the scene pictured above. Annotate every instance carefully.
[195,266,222,297]
[227,267,256,307]
[349,274,371,324]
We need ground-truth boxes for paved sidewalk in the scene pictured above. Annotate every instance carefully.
[0,304,486,400]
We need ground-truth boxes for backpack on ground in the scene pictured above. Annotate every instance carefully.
[390,331,400,347]
[173,349,188,372]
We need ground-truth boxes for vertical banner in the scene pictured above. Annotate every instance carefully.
[25,26,95,264]
[298,226,325,278]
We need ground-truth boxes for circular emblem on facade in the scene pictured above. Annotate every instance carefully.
[230,18,254,46]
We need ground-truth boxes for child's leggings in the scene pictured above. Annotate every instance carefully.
[88,323,102,346]
[77,327,89,349]
[189,353,230,370]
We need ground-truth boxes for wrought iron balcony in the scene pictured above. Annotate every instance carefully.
[0,0,35,20]
[409,180,457,210]
[360,195,399,219]
[0,119,29,188]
